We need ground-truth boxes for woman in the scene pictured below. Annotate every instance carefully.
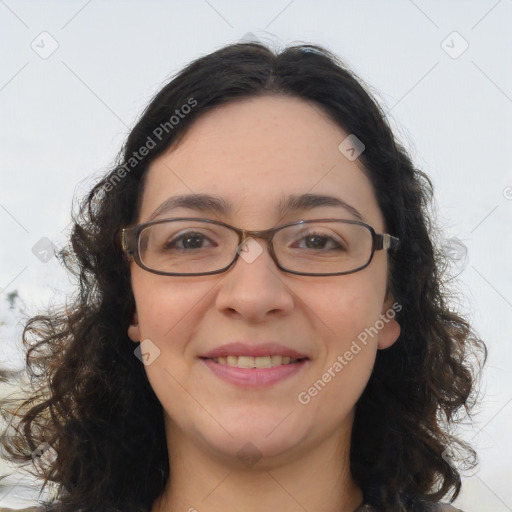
[0,42,485,512]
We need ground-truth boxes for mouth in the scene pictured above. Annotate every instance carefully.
[199,342,310,387]
[199,346,310,387]
[201,355,308,369]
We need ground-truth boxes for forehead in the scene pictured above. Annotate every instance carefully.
[139,95,384,229]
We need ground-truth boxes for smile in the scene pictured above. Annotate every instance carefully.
[201,357,309,387]
[206,355,303,368]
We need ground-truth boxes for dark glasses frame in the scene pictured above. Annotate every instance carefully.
[121,217,400,277]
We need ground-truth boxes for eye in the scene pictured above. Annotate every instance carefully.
[291,231,347,251]
[165,231,216,250]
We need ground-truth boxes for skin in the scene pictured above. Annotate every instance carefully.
[127,95,401,512]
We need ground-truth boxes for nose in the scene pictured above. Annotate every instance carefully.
[214,237,295,323]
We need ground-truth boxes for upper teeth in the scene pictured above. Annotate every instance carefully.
[211,355,299,368]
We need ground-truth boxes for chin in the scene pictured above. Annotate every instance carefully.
[192,411,308,464]
[206,431,304,468]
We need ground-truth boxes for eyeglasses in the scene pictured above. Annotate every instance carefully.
[121,218,399,277]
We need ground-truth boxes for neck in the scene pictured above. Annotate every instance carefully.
[152,416,363,512]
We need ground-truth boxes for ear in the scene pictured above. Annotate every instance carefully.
[376,296,401,350]
[127,311,141,343]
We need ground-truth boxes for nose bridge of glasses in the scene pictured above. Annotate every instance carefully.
[232,227,278,268]
[237,227,277,255]
[239,227,273,242]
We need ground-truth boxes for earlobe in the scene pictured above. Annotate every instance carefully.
[377,319,401,350]
[127,312,140,343]
[377,298,401,350]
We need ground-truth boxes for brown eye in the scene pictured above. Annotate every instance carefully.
[165,232,214,250]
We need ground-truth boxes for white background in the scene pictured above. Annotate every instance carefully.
[0,1,511,510]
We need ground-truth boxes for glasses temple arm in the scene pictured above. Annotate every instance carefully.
[375,233,400,251]
[121,228,135,257]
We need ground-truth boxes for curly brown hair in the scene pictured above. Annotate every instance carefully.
[0,42,486,512]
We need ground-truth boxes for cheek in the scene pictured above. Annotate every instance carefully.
[130,272,205,346]
[130,275,205,416]
[317,276,385,348]
[304,287,380,416]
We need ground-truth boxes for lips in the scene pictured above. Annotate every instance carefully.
[200,341,309,360]
[199,342,310,386]
[212,354,303,369]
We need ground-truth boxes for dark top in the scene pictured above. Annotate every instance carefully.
[355,504,463,511]
[0,503,465,511]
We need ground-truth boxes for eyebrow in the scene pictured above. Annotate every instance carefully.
[148,193,363,221]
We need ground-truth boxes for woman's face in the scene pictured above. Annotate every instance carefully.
[128,95,400,464]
